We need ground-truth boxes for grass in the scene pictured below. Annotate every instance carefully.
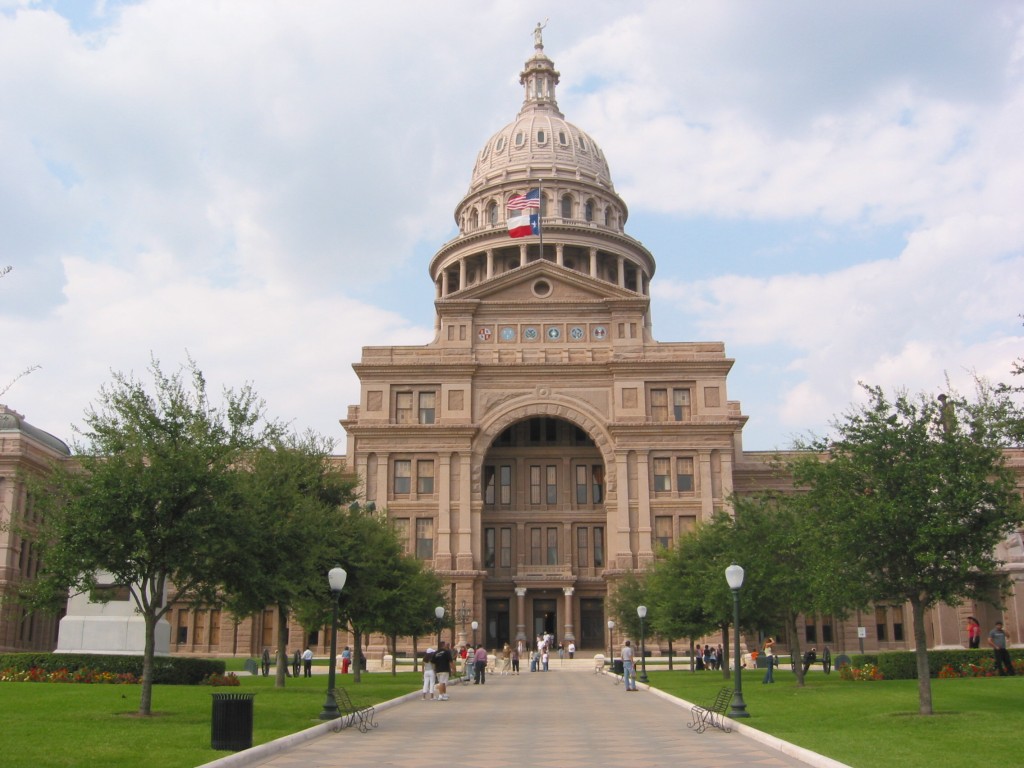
[647,667,1024,768]
[0,670,420,768]
[2,663,1021,768]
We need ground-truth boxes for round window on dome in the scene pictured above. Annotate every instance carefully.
[515,131,524,147]
[532,279,553,298]
[496,137,505,152]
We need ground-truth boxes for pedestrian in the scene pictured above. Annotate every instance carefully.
[292,649,301,678]
[762,637,775,684]
[421,646,436,700]
[261,647,271,677]
[542,646,550,671]
[511,643,520,674]
[967,616,981,649]
[433,641,454,700]
[302,646,313,678]
[501,642,512,675]
[568,641,576,659]
[622,639,637,690]
[474,643,488,684]
[988,621,1016,676]
[341,646,351,674]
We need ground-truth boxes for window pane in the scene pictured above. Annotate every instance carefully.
[651,388,668,421]
[500,465,512,504]
[415,518,434,560]
[484,466,495,505]
[530,465,542,505]
[676,457,694,492]
[530,527,542,564]
[394,460,411,494]
[396,392,413,423]
[393,518,410,554]
[418,392,435,424]
[577,527,588,567]
[673,388,691,421]
[594,527,604,567]
[500,528,512,568]
[653,458,671,491]
[546,465,557,504]
[546,527,558,565]
[576,465,588,505]
[417,460,434,494]
[654,516,672,549]
[484,528,495,569]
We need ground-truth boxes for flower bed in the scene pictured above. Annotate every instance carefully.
[0,666,138,684]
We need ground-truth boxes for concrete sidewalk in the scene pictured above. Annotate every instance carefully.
[202,669,851,768]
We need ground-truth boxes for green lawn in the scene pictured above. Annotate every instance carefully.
[647,668,1023,768]
[0,671,419,768]
[2,665,1021,768]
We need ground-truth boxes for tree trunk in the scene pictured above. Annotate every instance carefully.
[722,624,731,681]
[275,603,290,688]
[912,598,933,715]
[139,608,156,716]
[689,638,696,673]
[352,627,362,682]
[390,632,398,676]
[788,612,805,687]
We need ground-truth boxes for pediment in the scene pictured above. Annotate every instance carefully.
[441,260,642,305]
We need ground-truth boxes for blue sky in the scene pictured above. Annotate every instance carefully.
[1,0,1022,451]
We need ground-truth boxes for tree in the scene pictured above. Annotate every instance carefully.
[20,358,279,715]
[374,556,446,675]
[791,383,1024,714]
[219,431,358,688]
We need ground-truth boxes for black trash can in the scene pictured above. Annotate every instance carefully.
[613,659,624,674]
[211,692,255,751]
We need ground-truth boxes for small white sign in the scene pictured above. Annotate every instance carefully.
[857,626,867,639]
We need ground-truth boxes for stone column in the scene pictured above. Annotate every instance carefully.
[555,243,564,266]
[456,453,474,570]
[617,255,625,288]
[562,587,576,644]
[699,450,714,520]
[486,249,494,279]
[437,453,452,566]
[636,454,653,563]
[589,248,598,278]
[614,450,632,569]
[515,588,528,643]
[441,268,449,296]
[459,258,467,291]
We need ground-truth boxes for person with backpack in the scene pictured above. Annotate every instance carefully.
[432,641,454,700]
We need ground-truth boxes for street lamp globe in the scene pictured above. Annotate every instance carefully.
[725,563,750,718]
[636,605,649,683]
[319,565,347,720]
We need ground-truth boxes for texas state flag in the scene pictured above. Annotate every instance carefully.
[508,212,539,238]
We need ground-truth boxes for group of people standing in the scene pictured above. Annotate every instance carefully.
[420,641,455,700]
[694,643,725,671]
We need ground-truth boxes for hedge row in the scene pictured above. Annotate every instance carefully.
[0,653,225,685]
[840,649,1024,679]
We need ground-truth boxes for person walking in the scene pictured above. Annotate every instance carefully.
[433,641,454,700]
[511,643,520,674]
[421,647,437,700]
[622,639,637,691]
[567,641,576,659]
[500,642,512,675]
[762,637,775,684]
[302,646,314,678]
[988,621,1016,676]
[341,646,351,674]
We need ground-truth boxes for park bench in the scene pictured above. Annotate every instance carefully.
[331,687,377,733]
[687,687,734,734]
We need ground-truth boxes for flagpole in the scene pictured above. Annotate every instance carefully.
[537,178,544,261]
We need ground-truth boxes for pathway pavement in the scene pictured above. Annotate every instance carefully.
[203,667,851,768]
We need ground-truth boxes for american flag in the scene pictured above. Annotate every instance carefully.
[507,188,541,210]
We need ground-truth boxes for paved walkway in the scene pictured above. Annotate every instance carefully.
[209,669,848,768]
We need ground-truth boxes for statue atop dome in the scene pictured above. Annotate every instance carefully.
[533,20,547,50]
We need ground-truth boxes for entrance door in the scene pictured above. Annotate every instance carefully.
[486,598,510,649]
[580,598,604,650]
[533,598,557,645]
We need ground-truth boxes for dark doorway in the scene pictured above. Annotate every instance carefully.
[486,598,510,649]
[533,598,557,644]
[580,598,604,649]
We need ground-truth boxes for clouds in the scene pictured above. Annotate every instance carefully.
[1,0,1022,451]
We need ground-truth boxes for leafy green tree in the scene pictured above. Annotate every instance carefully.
[21,358,279,715]
[219,431,358,688]
[791,384,1024,714]
[374,556,446,675]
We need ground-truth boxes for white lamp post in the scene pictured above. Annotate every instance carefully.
[319,565,347,720]
[607,620,615,666]
[637,605,648,683]
[725,563,749,718]
[471,619,479,647]
[435,606,445,645]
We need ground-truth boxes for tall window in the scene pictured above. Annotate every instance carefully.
[393,518,410,554]
[875,606,888,641]
[415,518,434,560]
[485,528,496,569]
[546,527,558,565]
[546,466,557,504]
[499,465,512,504]
[594,527,604,568]
[484,466,495,505]
[649,385,693,421]
[530,465,542,505]
[393,460,411,494]
[417,459,434,494]
[530,527,542,564]
[654,516,673,549]
[500,528,512,567]
[576,527,589,567]
[396,392,413,424]
[418,392,435,424]
[673,389,691,420]
[592,465,604,503]
[561,195,572,219]
[584,200,594,221]
[488,202,498,225]
[653,458,671,492]
[650,389,668,421]
[676,457,694,492]
[575,465,588,505]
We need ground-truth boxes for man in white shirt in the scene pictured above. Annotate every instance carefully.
[622,640,637,691]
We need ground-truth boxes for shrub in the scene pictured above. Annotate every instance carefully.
[839,662,884,681]
[0,653,223,684]
[201,672,240,687]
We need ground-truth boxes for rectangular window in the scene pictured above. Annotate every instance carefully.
[805,623,818,643]
[393,518,410,554]
[650,388,668,421]
[418,392,435,424]
[592,465,604,503]
[546,527,558,565]
[396,392,413,424]
[654,516,673,549]
[530,465,542,505]
[676,457,694,492]
[892,607,904,641]
[576,465,588,505]
[594,527,604,568]
[484,528,496,569]
[415,518,434,560]
[577,527,589,567]
[673,389,691,421]
[545,418,557,442]
[875,606,888,641]
[546,465,557,504]
[822,616,834,643]
[529,418,541,442]
[500,528,512,568]
[484,466,495,505]
[499,465,512,504]
[530,527,542,564]
[393,460,411,494]
[653,458,671,492]
[417,460,434,494]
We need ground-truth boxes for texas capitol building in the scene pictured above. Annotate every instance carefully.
[3,34,1021,659]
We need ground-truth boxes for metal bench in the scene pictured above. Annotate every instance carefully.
[331,687,377,733]
[687,687,734,734]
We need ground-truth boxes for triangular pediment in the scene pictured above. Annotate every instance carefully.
[439,260,643,306]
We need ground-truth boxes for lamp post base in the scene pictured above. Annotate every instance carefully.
[729,692,750,719]
[319,692,341,720]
